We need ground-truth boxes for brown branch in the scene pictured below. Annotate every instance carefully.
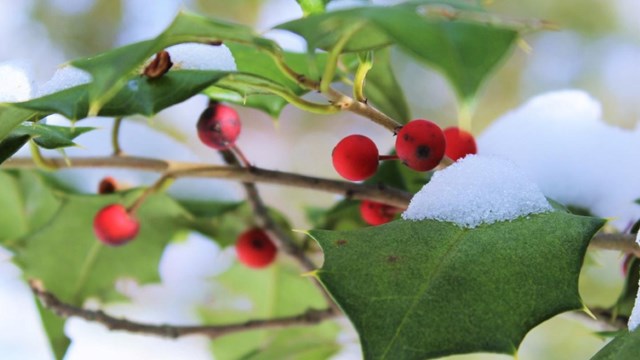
[220,150,340,313]
[589,233,640,257]
[29,279,336,339]
[3,156,412,208]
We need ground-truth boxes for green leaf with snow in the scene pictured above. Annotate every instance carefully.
[308,211,603,359]
[591,329,640,359]
[200,261,340,360]
[71,11,279,114]
[276,2,519,100]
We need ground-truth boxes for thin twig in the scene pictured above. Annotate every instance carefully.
[111,117,124,156]
[29,279,336,339]
[589,233,640,257]
[3,156,412,208]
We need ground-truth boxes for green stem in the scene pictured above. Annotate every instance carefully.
[458,99,476,132]
[111,117,123,156]
[320,24,363,94]
[353,51,373,102]
[29,140,57,171]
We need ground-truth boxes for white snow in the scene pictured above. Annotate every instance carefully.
[0,61,35,102]
[37,65,92,97]
[628,231,640,331]
[165,43,237,71]
[402,155,552,228]
[478,90,640,230]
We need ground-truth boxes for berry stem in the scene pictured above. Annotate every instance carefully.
[28,140,57,171]
[126,174,175,215]
[229,144,252,168]
[378,154,399,161]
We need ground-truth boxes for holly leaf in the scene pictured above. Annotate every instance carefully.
[35,299,70,360]
[0,134,30,164]
[0,105,38,142]
[200,261,340,360]
[308,211,604,359]
[13,124,94,149]
[591,329,640,359]
[276,2,519,100]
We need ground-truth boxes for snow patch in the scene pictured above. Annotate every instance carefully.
[402,155,552,228]
[37,65,92,97]
[165,43,236,71]
[478,89,640,230]
[0,61,35,102]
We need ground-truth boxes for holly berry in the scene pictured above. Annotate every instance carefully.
[93,204,140,246]
[332,134,379,181]
[98,176,118,194]
[235,228,277,268]
[360,200,398,226]
[395,119,446,171]
[443,126,477,161]
[196,102,241,150]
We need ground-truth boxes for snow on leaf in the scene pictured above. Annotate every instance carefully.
[402,155,551,228]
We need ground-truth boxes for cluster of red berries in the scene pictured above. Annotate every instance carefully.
[332,120,477,181]
[332,119,477,226]
[91,103,277,268]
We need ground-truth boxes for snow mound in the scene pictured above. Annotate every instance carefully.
[402,155,552,228]
[166,43,236,71]
[479,89,640,230]
[0,61,35,102]
[37,65,92,97]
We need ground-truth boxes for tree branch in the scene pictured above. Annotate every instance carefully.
[29,279,336,339]
[589,233,640,257]
[219,150,340,313]
[3,156,412,208]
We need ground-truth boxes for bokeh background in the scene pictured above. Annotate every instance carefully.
[0,0,639,359]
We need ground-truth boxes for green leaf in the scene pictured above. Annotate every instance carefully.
[613,257,640,317]
[200,261,340,360]
[204,43,328,117]
[71,11,279,114]
[344,49,410,123]
[13,124,94,149]
[308,212,604,359]
[0,134,30,164]
[35,298,71,360]
[276,3,519,100]
[0,105,39,141]
[296,0,330,16]
[591,329,640,360]
[14,70,228,120]
[0,171,61,247]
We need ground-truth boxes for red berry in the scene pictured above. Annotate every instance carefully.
[395,119,445,171]
[98,176,118,194]
[235,228,277,269]
[332,135,379,181]
[93,204,140,246]
[196,102,241,150]
[360,200,398,226]
[443,127,477,161]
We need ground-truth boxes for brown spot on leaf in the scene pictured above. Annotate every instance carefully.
[336,239,348,246]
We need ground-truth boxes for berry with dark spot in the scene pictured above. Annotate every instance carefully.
[443,126,477,161]
[197,102,241,150]
[332,135,379,181]
[93,204,140,246]
[360,200,398,226]
[235,228,277,268]
[395,119,445,171]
